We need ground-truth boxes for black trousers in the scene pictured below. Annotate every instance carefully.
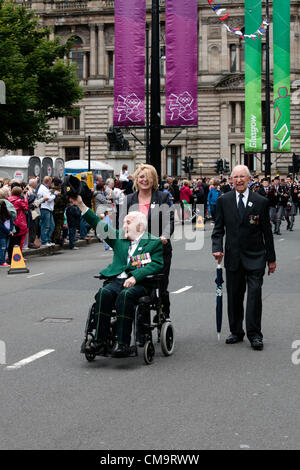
[226,264,265,341]
[94,278,149,346]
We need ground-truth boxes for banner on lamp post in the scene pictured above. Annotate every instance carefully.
[113,0,146,127]
[165,0,198,127]
[273,0,291,152]
[245,0,263,152]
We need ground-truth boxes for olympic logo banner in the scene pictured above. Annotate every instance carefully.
[273,0,291,152]
[113,0,146,127]
[165,0,198,127]
[245,0,262,152]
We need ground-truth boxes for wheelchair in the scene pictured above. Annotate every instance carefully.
[81,273,175,365]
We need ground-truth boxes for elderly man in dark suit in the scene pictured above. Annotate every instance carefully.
[212,165,276,351]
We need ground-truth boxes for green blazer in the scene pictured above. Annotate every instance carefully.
[83,209,164,283]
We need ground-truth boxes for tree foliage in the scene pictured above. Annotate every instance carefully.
[0,1,83,150]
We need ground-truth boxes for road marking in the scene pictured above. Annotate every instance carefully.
[6,349,55,370]
[26,273,45,279]
[171,286,193,294]
[279,238,285,242]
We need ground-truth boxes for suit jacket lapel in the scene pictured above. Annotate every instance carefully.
[118,229,130,264]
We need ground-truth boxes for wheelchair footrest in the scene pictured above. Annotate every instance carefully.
[129,345,138,357]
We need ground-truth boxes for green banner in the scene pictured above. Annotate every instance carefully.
[273,0,290,152]
[245,0,262,152]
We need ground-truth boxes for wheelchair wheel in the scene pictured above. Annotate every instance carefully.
[144,341,155,365]
[160,322,175,356]
[84,334,96,362]
[85,352,96,362]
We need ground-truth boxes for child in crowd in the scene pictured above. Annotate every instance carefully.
[0,201,14,267]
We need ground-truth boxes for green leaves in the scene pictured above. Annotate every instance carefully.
[0,2,83,150]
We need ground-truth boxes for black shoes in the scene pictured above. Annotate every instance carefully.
[111,343,131,358]
[225,334,244,344]
[226,334,264,350]
[250,337,264,351]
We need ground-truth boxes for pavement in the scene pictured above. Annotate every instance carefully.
[22,234,100,258]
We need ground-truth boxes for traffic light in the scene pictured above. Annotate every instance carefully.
[182,156,189,173]
[188,157,194,171]
[292,153,300,172]
[215,159,223,174]
[223,159,230,174]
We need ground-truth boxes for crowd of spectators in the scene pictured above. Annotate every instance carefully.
[1,167,298,267]
[0,168,134,266]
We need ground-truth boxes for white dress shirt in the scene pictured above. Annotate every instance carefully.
[37,184,56,212]
[235,187,249,208]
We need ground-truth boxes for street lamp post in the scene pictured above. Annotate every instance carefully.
[150,0,162,180]
[264,0,272,178]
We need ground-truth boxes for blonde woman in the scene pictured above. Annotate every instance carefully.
[124,164,174,319]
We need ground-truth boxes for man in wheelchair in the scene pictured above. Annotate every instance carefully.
[70,195,164,358]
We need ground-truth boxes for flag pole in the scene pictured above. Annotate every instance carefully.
[264,0,271,178]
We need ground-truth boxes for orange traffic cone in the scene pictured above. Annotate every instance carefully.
[8,246,29,275]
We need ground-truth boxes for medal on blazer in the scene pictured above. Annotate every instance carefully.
[130,253,152,268]
[249,215,260,225]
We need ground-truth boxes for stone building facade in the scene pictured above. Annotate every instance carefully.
[4,0,300,177]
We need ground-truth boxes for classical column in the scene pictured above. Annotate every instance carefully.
[90,24,97,77]
[220,102,229,159]
[97,23,105,76]
[83,52,87,80]
[49,27,55,41]
[221,27,228,72]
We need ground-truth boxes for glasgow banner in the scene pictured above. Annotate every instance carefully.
[113,0,145,126]
[273,0,291,152]
[165,0,198,127]
[245,0,262,152]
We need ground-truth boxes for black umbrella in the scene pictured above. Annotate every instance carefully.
[215,263,224,341]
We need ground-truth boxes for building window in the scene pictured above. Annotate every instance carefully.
[230,44,237,72]
[65,147,80,161]
[231,103,236,131]
[167,147,181,177]
[244,152,256,172]
[65,115,80,135]
[69,36,84,80]
[231,144,237,168]
[241,102,245,132]
[108,51,114,79]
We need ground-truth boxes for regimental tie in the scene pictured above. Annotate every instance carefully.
[238,193,246,220]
